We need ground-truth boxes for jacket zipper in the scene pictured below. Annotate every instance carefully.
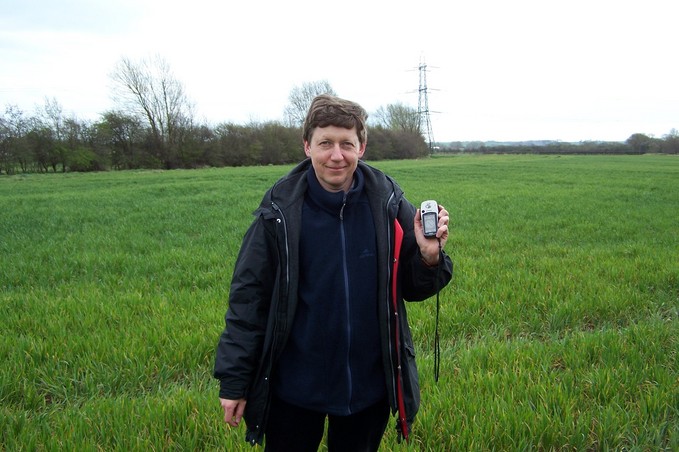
[339,195,354,412]
[271,201,290,293]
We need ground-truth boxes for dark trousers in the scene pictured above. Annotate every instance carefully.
[264,396,390,452]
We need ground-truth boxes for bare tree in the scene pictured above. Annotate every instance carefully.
[41,97,65,141]
[111,55,193,168]
[284,80,336,127]
[373,102,420,134]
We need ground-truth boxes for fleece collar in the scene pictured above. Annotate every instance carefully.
[305,166,365,216]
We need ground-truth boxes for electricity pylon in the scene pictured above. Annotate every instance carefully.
[417,59,436,152]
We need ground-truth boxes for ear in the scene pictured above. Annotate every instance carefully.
[304,140,311,158]
[358,140,367,158]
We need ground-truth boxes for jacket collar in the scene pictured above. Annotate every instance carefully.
[263,159,403,216]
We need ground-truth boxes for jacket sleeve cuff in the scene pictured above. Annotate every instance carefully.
[218,379,247,400]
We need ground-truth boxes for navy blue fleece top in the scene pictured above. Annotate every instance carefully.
[273,166,387,415]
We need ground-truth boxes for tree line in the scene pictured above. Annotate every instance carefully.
[0,104,430,175]
[0,57,430,175]
[2,55,676,175]
[437,131,679,155]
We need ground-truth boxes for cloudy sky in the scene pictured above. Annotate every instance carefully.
[1,0,677,142]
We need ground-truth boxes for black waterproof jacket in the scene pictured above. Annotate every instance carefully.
[214,159,453,446]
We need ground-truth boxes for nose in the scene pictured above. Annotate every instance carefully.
[330,143,344,160]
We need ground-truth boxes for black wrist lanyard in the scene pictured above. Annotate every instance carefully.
[434,238,443,383]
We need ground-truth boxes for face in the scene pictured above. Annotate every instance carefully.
[304,125,366,193]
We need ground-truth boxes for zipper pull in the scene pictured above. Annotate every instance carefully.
[339,194,347,220]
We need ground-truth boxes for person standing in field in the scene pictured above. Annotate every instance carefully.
[213,94,453,451]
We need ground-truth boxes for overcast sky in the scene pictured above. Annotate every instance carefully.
[1,0,677,142]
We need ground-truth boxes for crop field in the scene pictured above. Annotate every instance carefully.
[1,154,677,450]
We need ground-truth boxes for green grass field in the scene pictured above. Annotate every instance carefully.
[1,154,677,450]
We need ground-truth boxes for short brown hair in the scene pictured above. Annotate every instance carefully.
[302,94,368,145]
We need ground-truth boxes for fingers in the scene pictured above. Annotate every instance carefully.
[234,400,246,426]
[220,398,246,427]
[220,399,235,426]
[436,204,449,240]
[437,204,449,225]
